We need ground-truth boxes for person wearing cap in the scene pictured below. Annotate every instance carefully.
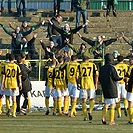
[99,53,123,125]
[112,50,119,59]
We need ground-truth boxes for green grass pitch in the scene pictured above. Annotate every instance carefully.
[0,110,133,133]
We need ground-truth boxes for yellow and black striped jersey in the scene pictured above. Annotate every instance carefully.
[66,62,80,84]
[53,64,67,90]
[127,64,133,77]
[79,62,98,89]
[0,61,9,84]
[0,61,5,84]
[3,63,21,89]
[115,63,129,84]
[45,65,55,88]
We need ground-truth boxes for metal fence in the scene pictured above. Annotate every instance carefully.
[1,0,133,10]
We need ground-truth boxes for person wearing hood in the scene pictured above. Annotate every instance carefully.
[99,53,123,125]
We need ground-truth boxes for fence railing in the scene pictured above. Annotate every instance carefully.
[1,0,133,10]
[0,49,130,81]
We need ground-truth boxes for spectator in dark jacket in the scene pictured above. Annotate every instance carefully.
[0,23,34,58]
[16,56,32,115]
[47,14,62,46]
[99,53,122,125]
[40,39,66,59]
[77,32,118,69]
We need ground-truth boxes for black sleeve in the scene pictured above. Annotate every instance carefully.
[27,37,36,47]
[112,66,123,81]
[81,37,95,46]
[104,38,117,46]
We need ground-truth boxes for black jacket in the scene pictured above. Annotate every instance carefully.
[99,54,122,98]
[47,17,61,37]
[40,42,65,59]
[128,68,133,93]
[52,24,83,44]
[18,64,32,92]
[81,37,117,58]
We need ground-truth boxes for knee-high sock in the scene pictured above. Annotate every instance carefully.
[0,98,2,112]
[6,97,10,111]
[82,103,87,118]
[89,99,95,114]
[116,102,121,116]
[102,106,108,119]
[109,107,115,123]
[63,98,68,113]
[128,106,133,122]
[70,101,76,115]
[12,102,16,116]
[53,99,57,113]
[57,99,62,114]
[28,99,31,112]
[123,99,128,109]
[45,98,49,110]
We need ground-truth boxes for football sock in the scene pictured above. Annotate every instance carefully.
[89,99,95,114]
[0,98,2,112]
[102,106,108,119]
[12,102,16,116]
[128,106,133,122]
[109,107,115,123]
[6,97,10,111]
[123,99,128,109]
[70,101,76,115]
[45,98,49,110]
[57,99,62,114]
[53,100,57,113]
[63,98,68,113]
[82,103,87,118]
[116,102,121,116]
[28,99,31,112]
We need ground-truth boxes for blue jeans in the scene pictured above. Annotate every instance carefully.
[16,0,26,17]
[1,0,11,11]
[76,9,88,33]
[50,36,62,46]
